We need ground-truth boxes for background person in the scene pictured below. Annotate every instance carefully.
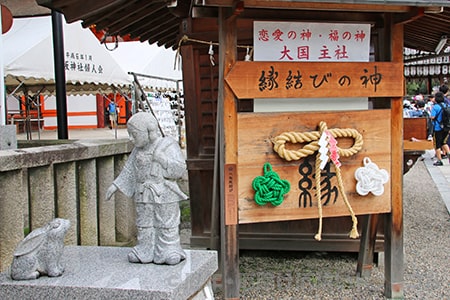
[107,99,118,129]
[439,84,450,105]
[430,92,450,166]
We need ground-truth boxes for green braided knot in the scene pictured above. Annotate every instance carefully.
[252,162,291,206]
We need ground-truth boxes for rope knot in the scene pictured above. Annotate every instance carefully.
[252,162,290,206]
[272,122,363,161]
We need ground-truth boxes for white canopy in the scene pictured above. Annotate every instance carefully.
[108,41,183,91]
[3,16,132,95]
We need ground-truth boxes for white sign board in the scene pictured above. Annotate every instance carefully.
[254,21,371,62]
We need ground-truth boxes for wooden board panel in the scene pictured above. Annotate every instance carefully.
[225,61,404,99]
[403,140,433,151]
[237,109,392,224]
[403,117,428,140]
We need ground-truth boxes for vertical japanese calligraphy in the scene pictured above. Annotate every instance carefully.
[65,51,104,75]
[225,164,238,225]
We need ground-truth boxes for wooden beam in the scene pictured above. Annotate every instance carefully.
[147,22,180,44]
[101,2,165,33]
[38,0,126,23]
[218,6,240,300]
[385,14,405,299]
[126,10,174,39]
[225,62,404,99]
[356,214,379,277]
[197,0,412,12]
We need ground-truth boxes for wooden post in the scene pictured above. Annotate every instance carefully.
[356,214,379,277]
[385,16,405,299]
[218,6,239,299]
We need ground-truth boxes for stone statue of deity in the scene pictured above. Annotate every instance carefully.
[106,112,188,265]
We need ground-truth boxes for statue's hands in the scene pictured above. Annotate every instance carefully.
[105,184,118,201]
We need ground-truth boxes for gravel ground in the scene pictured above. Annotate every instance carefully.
[202,160,450,299]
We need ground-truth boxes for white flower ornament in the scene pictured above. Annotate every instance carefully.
[355,157,389,196]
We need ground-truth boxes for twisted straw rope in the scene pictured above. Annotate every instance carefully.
[273,121,362,241]
[273,126,363,161]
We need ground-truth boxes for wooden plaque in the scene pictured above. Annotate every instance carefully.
[237,109,392,224]
[225,61,404,99]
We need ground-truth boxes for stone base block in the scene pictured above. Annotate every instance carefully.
[0,246,218,300]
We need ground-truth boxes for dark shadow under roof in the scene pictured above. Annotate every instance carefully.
[34,0,450,53]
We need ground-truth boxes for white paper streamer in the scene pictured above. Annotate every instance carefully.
[318,132,329,170]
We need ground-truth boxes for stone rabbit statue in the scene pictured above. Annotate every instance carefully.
[10,218,70,280]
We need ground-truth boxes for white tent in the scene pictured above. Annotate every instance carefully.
[3,16,132,95]
[108,41,182,91]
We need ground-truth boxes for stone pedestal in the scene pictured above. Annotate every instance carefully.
[0,246,218,300]
[0,125,17,150]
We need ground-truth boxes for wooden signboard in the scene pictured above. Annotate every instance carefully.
[237,109,392,224]
[225,61,404,99]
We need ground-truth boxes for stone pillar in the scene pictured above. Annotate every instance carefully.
[29,165,55,230]
[114,154,136,243]
[97,156,116,246]
[0,170,25,272]
[78,159,98,245]
[55,162,78,245]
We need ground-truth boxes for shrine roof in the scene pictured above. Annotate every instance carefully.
[34,0,450,53]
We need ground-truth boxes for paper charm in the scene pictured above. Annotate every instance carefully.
[208,43,215,66]
[245,47,252,61]
[354,157,389,196]
[318,131,329,170]
[325,131,341,168]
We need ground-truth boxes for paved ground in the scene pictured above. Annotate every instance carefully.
[421,149,450,214]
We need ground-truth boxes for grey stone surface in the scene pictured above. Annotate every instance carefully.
[0,125,17,150]
[29,165,54,229]
[0,246,218,300]
[78,159,98,246]
[10,218,70,280]
[55,162,78,245]
[0,139,132,172]
[0,169,26,272]
[114,154,137,243]
[97,156,116,246]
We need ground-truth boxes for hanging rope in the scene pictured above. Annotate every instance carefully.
[174,35,254,69]
[252,162,291,206]
[273,121,362,241]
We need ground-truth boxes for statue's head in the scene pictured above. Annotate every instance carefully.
[127,112,159,133]
[127,112,161,146]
